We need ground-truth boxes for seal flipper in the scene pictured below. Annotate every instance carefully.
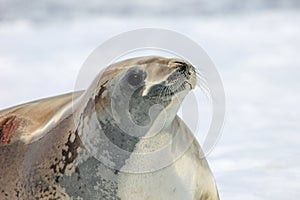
[0,91,83,145]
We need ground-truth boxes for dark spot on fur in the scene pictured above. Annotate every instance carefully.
[75,167,81,181]
[50,130,81,179]
[64,130,81,165]
[94,80,109,110]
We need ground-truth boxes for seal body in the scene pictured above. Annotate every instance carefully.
[0,56,219,200]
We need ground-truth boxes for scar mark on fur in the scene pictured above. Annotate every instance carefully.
[0,116,19,143]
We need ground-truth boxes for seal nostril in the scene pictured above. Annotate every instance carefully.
[177,65,186,74]
[173,61,190,75]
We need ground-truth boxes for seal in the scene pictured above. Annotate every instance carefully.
[0,56,219,200]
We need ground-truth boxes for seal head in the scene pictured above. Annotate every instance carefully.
[76,56,197,172]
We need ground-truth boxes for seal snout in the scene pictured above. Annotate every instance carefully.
[167,62,190,84]
[165,59,196,93]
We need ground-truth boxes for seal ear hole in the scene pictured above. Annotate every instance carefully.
[126,68,146,86]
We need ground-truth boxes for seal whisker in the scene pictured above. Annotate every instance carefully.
[195,68,211,100]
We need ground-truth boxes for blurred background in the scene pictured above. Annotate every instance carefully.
[0,0,299,199]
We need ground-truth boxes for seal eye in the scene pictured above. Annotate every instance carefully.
[127,69,145,86]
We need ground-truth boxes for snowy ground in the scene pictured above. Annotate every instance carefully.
[0,1,299,199]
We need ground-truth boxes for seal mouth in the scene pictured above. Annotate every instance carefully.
[162,79,188,97]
